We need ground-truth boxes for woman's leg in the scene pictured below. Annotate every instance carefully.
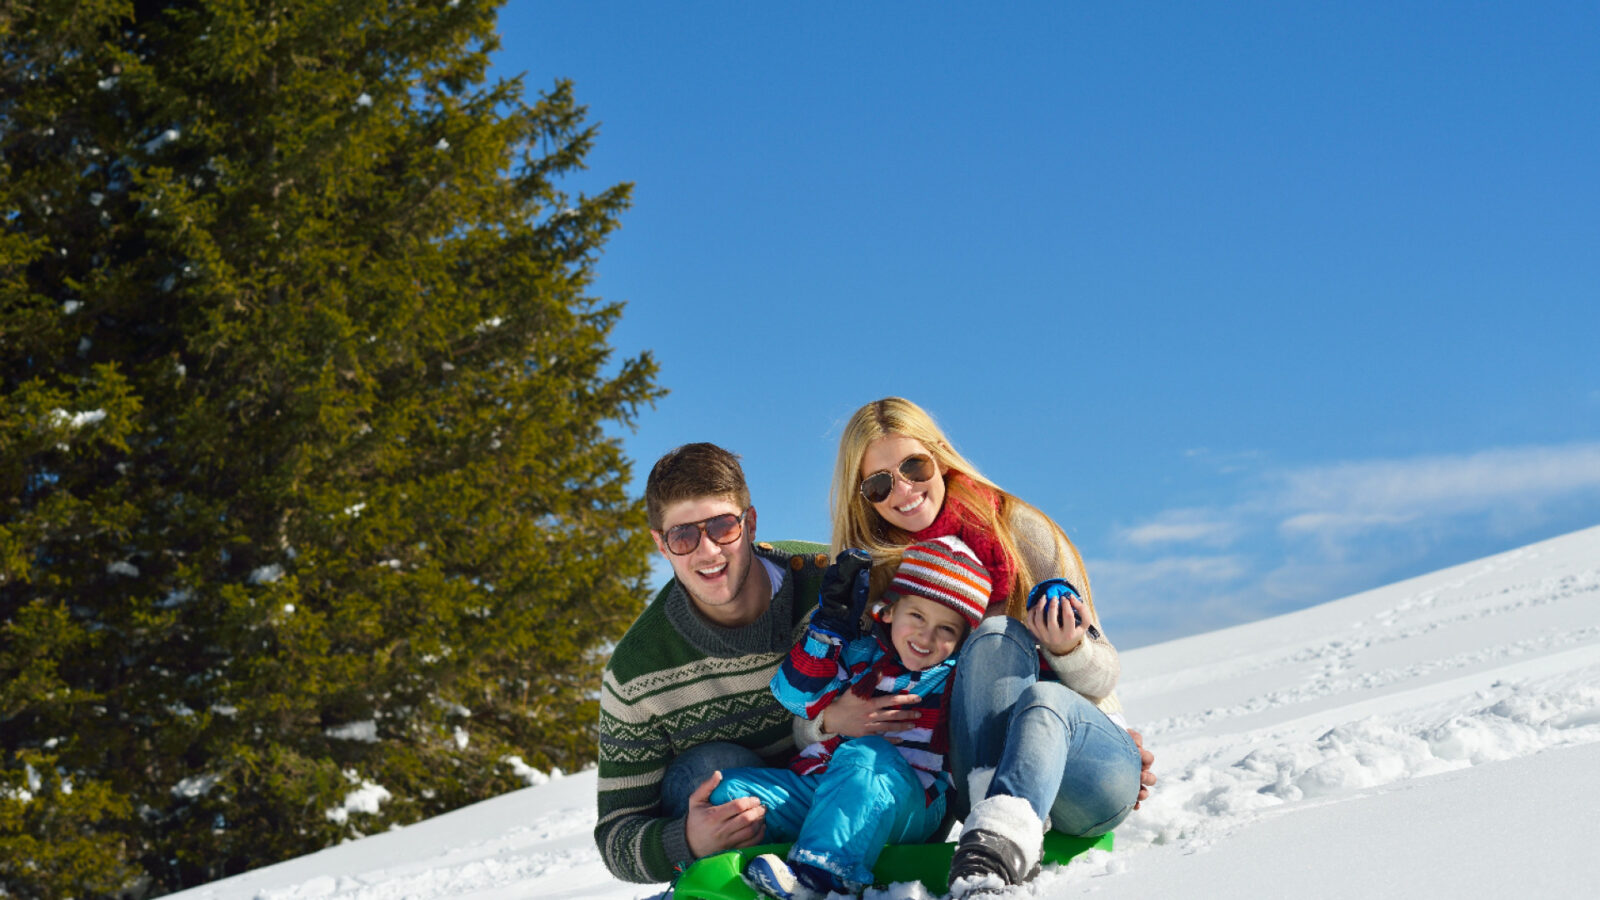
[949,616,1041,820]
[949,637,1142,896]
[661,741,767,818]
[989,682,1142,836]
[789,737,947,888]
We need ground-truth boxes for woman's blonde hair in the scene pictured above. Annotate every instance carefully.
[830,397,1095,621]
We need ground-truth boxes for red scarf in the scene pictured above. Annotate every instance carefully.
[909,474,1015,615]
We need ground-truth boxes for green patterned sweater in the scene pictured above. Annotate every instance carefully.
[594,540,828,883]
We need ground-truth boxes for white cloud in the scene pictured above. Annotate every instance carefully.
[1273,443,1600,525]
[1096,441,1600,646]
[1180,446,1268,475]
[1279,511,1415,535]
[1118,509,1241,548]
[1123,442,1600,548]
[1092,554,1250,588]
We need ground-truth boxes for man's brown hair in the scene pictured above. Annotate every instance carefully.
[645,442,752,530]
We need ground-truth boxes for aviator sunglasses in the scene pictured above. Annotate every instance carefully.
[858,454,937,504]
[661,509,750,555]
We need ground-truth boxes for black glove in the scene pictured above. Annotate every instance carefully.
[810,549,873,641]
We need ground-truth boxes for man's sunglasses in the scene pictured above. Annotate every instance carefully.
[858,455,937,504]
[661,509,750,556]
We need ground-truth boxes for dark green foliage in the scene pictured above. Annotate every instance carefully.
[1,1,662,894]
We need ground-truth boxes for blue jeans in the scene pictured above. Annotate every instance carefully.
[949,616,1141,836]
[710,737,947,887]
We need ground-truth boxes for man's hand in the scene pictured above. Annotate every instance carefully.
[1129,729,1156,809]
[819,689,921,739]
[684,771,766,859]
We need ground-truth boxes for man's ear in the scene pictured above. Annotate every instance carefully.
[649,529,669,557]
[745,506,756,541]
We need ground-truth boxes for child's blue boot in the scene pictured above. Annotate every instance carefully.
[744,853,860,899]
[743,854,818,900]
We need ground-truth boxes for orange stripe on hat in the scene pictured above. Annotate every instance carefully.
[887,536,990,628]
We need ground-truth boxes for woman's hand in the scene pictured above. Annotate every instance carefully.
[1129,729,1157,809]
[819,689,921,738]
[1025,589,1090,656]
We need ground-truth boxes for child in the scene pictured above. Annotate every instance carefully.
[709,536,990,900]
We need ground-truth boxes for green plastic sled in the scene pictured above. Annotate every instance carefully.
[670,830,1113,899]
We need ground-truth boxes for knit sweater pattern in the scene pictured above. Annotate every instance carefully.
[594,540,827,884]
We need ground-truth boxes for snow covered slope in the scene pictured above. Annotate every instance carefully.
[170,524,1600,899]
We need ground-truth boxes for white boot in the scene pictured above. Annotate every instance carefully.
[948,795,1046,898]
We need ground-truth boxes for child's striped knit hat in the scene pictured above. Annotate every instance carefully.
[886,535,990,629]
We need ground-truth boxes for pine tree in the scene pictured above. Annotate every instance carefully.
[1,1,661,894]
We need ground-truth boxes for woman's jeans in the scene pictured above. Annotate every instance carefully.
[708,737,946,887]
[949,616,1142,836]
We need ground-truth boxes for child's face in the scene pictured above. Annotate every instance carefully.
[881,594,969,671]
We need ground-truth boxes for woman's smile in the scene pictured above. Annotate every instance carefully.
[861,435,945,532]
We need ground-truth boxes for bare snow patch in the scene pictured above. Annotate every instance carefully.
[325,721,379,743]
[172,774,221,799]
[248,564,284,584]
[326,772,391,824]
[144,128,180,153]
[51,408,106,428]
[503,755,550,787]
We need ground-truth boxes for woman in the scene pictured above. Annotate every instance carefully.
[818,397,1151,897]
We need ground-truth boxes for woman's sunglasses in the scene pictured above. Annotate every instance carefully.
[858,455,937,504]
[661,509,750,556]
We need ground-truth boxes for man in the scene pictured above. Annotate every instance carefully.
[594,442,834,884]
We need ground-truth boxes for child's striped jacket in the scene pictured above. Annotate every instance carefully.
[771,622,956,806]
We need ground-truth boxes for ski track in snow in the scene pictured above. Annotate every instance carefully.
[250,808,599,899]
[1051,539,1600,893]
[1129,557,1600,739]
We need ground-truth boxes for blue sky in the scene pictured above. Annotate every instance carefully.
[492,2,1600,647]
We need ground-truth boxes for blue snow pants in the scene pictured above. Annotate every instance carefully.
[710,736,946,887]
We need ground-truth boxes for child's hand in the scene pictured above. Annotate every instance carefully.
[819,690,920,739]
[1025,588,1090,656]
[811,549,873,640]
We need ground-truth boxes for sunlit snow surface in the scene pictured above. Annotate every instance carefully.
[171,525,1600,900]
